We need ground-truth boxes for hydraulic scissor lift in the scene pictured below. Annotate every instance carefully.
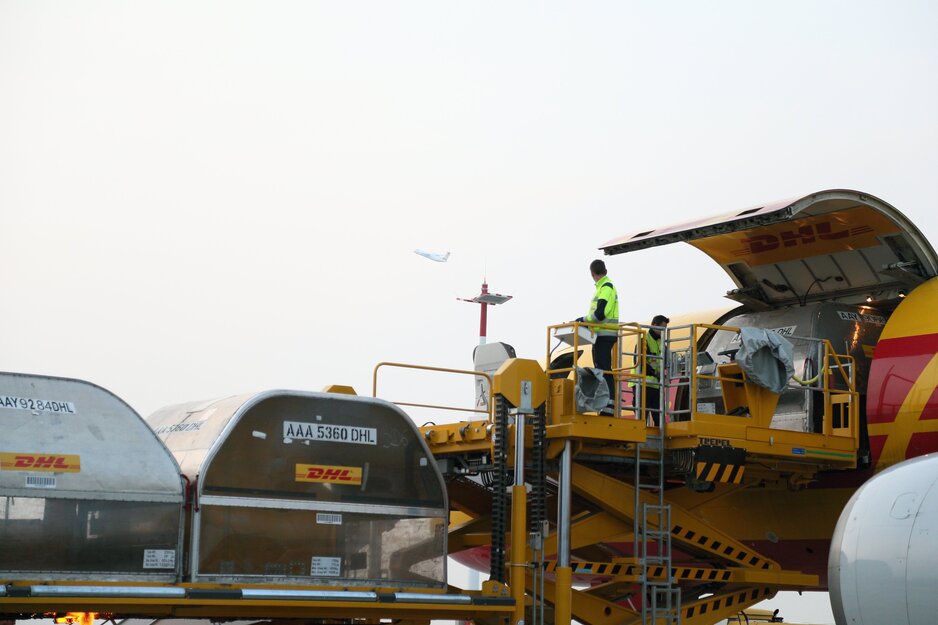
[418,320,859,625]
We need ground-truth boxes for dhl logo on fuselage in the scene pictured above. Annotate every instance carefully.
[0,453,81,472]
[295,463,362,485]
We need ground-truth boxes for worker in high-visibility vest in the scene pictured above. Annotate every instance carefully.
[576,259,619,413]
[631,314,670,425]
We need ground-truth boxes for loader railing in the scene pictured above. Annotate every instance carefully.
[545,320,859,440]
[546,321,649,419]
[667,323,858,439]
[373,362,494,421]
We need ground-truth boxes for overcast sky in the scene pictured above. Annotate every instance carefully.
[3,2,937,622]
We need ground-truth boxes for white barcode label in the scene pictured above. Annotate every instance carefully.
[316,512,342,525]
[25,475,57,489]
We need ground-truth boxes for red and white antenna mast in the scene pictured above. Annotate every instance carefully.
[458,280,512,345]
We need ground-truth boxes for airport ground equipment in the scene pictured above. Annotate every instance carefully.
[421,323,847,625]
[0,372,185,582]
[416,190,938,625]
[148,390,449,588]
[2,383,515,624]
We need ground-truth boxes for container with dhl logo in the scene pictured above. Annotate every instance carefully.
[0,372,184,581]
[147,390,448,588]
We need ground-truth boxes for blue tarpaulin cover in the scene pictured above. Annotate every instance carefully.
[735,327,795,394]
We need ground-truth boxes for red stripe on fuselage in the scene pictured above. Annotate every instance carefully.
[868,435,888,464]
[867,333,938,425]
[907,431,938,458]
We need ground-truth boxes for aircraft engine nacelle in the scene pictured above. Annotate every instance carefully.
[828,453,938,625]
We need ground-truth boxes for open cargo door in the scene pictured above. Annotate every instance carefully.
[600,190,938,310]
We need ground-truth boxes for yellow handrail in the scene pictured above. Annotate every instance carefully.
[373,361,494,420]
[687,323,858,439]
[546,321,646,419]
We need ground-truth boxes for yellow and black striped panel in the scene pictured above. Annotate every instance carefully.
[541,559,737,583]
[694,444,746,483]
[541,559,634,577]
[543,527,776,574]
[683,587,774,625]
[671,525,774,570]
[695,461,745,483]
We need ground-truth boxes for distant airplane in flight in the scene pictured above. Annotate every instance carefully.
[414,249,450,263]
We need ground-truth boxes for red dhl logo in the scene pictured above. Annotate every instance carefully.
[738,221,857,255]
[295,463,362,485]
[0,453,81,473]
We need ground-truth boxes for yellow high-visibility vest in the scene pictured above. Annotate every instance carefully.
[630,332,664,389]
[586,276,618,336]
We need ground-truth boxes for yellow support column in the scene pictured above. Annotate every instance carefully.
[555,440,573,625]
[554,565,573,625]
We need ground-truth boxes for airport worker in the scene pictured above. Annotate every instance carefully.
[576,259,619,413]
[633,314,670,426]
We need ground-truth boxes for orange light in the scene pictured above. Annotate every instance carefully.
[54,612,99,625]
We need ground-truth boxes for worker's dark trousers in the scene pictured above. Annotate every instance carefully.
[592,336,617,403]
[631,384,662,425]
[645,387,661,426]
